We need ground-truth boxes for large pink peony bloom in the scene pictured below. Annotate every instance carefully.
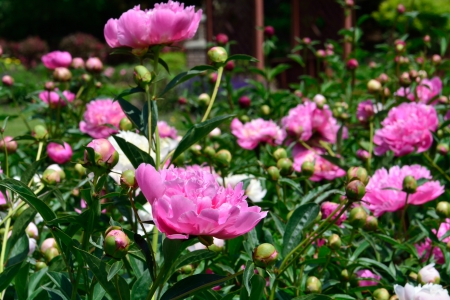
[79,99,126,138]
[320,202,347,225]
[363,165,444,217]
[135,163,267,239]
[231,118,285,150]
[38,90,75,108]
[281,101,339,143]
[157,121,177,139]
[292,146,345,181]
[374,102,438,156]
[356,100,375,123]
[416,219,450,264]
[356,269,381,287]
[41,51,72,69]
[104,2,202,49]
[396,77,442,104]
[47,142,73,164]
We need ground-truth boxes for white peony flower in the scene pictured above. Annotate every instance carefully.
[394,283,450,300]
[221,174,267,203]
[418,263,440,284]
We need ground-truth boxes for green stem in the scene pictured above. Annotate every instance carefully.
[400,193,410,239]
[154,126,161,169]
[367,121,374,173]
[0,218,11,273]
[424,152,450,182]
[147,89,152,157]
[1,134,9,178]
[345,230,357,257]
[201,67,224,122]
[152,226,159,254]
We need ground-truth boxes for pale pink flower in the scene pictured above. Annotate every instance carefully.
[79,99,126,138]
[157,121,177,139]
[374,102,438,156]
[320,202,347,226]
[363,165,444,217]
[356,100,375,123]
[71,57,85,69]
[396,77,442,104]
[135,163,267,239]
[47,142,73,164]
[42,51,72,69]
[281,101,339,143]
[231,118,285,150]
[416,219,450,264]
[293,146,345,182]
[38,90,75,108]
[104,2,202,49]
[356,269,381,287]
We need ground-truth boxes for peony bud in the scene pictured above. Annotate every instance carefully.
[198,93,211,106]
[345,0,354,7]
[327,234,341,250]
[345,180,366,201]
[104,228,130,259]
[378,73,389,84]
[418,263,440,284]
[71,57,85,69]
[42,169,61,185]
[44,248,60,262]
[264,26,275,38]
[399,72,411,87]
[134,65,152,88]
[32,125,48,141]
[225,60,235,71]
[120,170,137,189]
[214,149,232,167]
[35,261,47,270]
[423,35,431,44]
[302,37,311,45]
[252,243,278,268]
[81,73,91,82]
[373,288,390,300]
[313,94,326,108]
[209,72,217,84]
[267,166,280,181]
[356,149,370,162]
[239,115,250,123]
[203,146,216,158]
[85,57,103,73]
[436,201,450,219]
[277,158,293,176]
[40,238,57,254]
[47,142,72,164]
[346,58,359,70]
[180,264,193,274]
[364,216,378,231]
[216,33,229,46]
[0,136,17,154]
[178,96,187,105]
[348,206,368,228]
[75,163,86,176]
[53,67,72,82]
[273,148,287,160]
[369,61,377,68]
[238,96,251,108]
[316,49,326,58]
[119,117,133,131]
[294,90,303,98]
[438,96,449,104]
[207,47,228,64]
[402,175,417,193]
[341,269,350,282]
[397,4,405,14]
[305,276,322,294]
[84,138,119,169]
[347,167,369,185]
[26,222,39,239]
[301,161,315,178]
[2,74,14,87]
[261,105,271,116]
[395,40,406,53]
[432,54,442,65]
[0,46,2,57]
[367,79,382,93]
[44,81,55,91]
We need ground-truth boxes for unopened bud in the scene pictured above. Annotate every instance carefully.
[347,167,369,185]
[44,248,60,262]
[32,125,48,141]
[75,163,86,176]
[85,57,103,73]
[2,75,14,86]
[104,228,130,259]
[26,222,39,239]
[390,296,399,300]
[373,288,390,300]
[346,58,358,70]
[364,216,378,231]
[316,49,326,58]
[198,93,210,106]
[216,33,229,46]
[134,65,152,88]
[267,166,280,181]
[261,105,271,116]
[313,94,326,108]
[225,60,235,71]
[264,26,275,38]
[35,261,47,270]
[436,201,450,219]
[400,72,411,87]
[402,175,417,194]
[53,67,72,82]
[215,149,232,167]
[277,158,293,176]
[207,47,228,64]
[418,264,440,284]
[273,148,287,160]
[119,117,133,131]
[252,243,278,268]
[178,97,187,105]
[120,170,137,189]
[84,138,119,169]
[345,180,366,201]
[301,161,315,177]
[42,169,61,185]
[367,79,382,93]
[395,40,406,53]
[397,4,405,14]
[305,276,322,294]
[378,73,389,84]
[180,264,193,274]
[0,136,17,154]
[44,81,55,91]
[438,96,448,104]
[327,234,341,250]
[432,54,442,65]
[203,146,216,158]
[341,269,350,282]
[238,96,251,108]
[349,206,368,228]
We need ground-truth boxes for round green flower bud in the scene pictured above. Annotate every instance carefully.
[267,166,280,181]
[239,115,250,123]
[349,206,368,228]
[301,161,315,177]
[179,264,193,274]
[261,105,271,116]
[277,158,293,176]
[252,243,278,268]
[347,167,369,185]
[341,269,350,282]
[120,170,137,189]
[33,125,48,141]
[437,143,449,155]
[44,247,60,262]
[35,261,47,271]
[214,149,232,167]
[198,93,211,106]
[389,296,399,300]
[134,65,152,88]
[203,146,216,158]
[104,229,131,259]
[436,201,450,219]
[273,148,287,160]
[345,180,366,201]
[367,79,382,94]
[402,175,417,194]
[373,288,390,300]
[42,169,61,185]
[207,46,228,63]
[119,118,133,131]
[327,234,341,250]
[305,276,322,294]
[190,144,201,156]
[74,163,86,176]
[364,216,378,231]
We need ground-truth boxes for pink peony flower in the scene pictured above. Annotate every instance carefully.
[374,102,438,156]
[356,149,370,161]
[356,100,375,123]
[416,219,450,264]
[293,146,346,181]
[396,77,442,104]
[85,57,103,73]
[135,163,267,239]
[157,121,177,139]
[42,51,72,69]
[47,142,73,164]
[38,90,75,108]
[356,269,381,287]
[71,57,85,69]
[230,118,285,150]
[79,99,126,138]
[363,165,444,217]
[320,202,347,226]
[104,2,202,49]
[281,101,339,143]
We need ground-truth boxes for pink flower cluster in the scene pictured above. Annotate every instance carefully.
[320,201,347,226]
[42,51,72,69]
[293,146,345,181]
[79,99,126,138]
[374,102,438,156]
[135,164,267,239]
[281,101,339,143]
[38,90,75,108]
[416,219,450,264]
[231,118,285,150]
[362,165,444,217]
[104,2,202,49]
[157,121,177,139]
[396,77,442,104]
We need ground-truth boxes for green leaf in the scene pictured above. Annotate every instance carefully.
[15,262,30,300]
[92,284,106,300]
[441,37,448,56]
[300,184,332,205]
[163,238,183,266]
[279,178,303,194]
[358,258,395,280]
[0,262,23,291]
[7,234,29,267]
[116,97,143,130]
[46,272,73,300]
[226,54,258,63]
[28,267,48,296]
[114,87,145,101]
[270,212,285,235]
[131,270,152,300]
[248,275,265,300]
[268,64,290,81]
[114,275,131,300]
[287,54,304,67]
[0,179,56,222]
[6,207,36,259]
[107,261,124,281]
[172,114,234,161]
[133,233,156,280]
[282,203,319,257]
[292,295,333,300]
[20,158,45,184]
[110,47,132,55]
[159,65,214,97]
[173,249,217,271]
[160,274,226,300]
[242,261,254,296]
[112,135,155,168]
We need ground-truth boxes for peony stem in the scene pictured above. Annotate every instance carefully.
[368,121,373,173]
[147,90,152,158]
[400,193,410,239]
[1,134,9,178]
[423,152,450,182]
[201,67,224,122]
